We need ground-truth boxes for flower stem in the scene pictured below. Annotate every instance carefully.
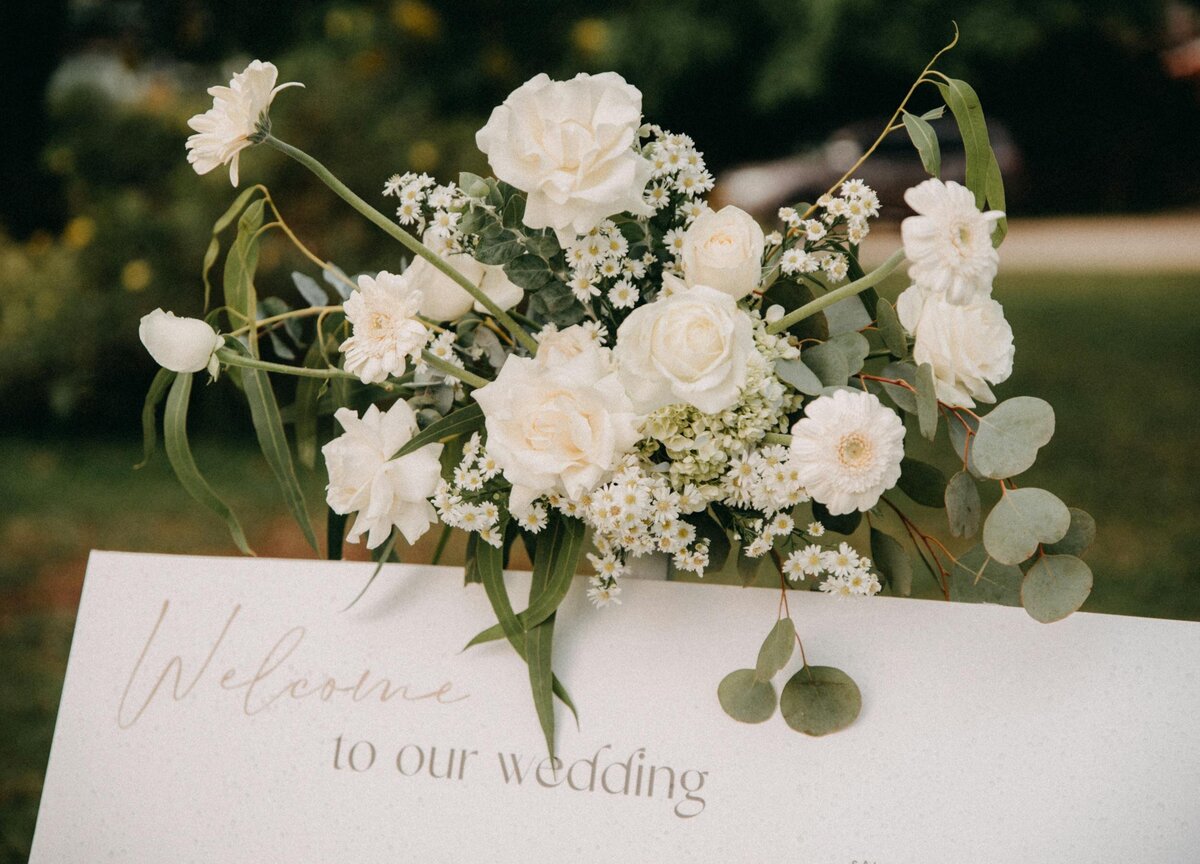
[420,351,490,389]
[766,248,905,335]
[216,347,359,380]
[263,134,539,355]
[229,305,343,338]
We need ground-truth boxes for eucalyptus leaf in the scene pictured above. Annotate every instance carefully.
[870,528,913,596]
[936,77,1008,242]
[945,470,981,537]
[718,669,777,724]
[762,278,828,342]
[915,362,938,440]
[948,544,1022,605]
[780,666,862,736]
[774,358,823,396]
[946,408,982,477]
[1022,554,1093,623]
[919,105,946,121]
[897,457,947,508]
[755,619,796,681]
[972,396,1055,480]
[874,298,908,357]
[291,271,329,308]
[504,254,559,292]
[829,331,870,376]
[322,264,354,300]
[800,340,849,387]
[902,111,941,177]
[1045,508,1097,557]
[391,402,484,461]
[982,487,1071,565]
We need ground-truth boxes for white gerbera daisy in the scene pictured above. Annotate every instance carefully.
[789,389,905,515]
[340,271,430,384]
[185,60,302,186]
[901,178,1005,304]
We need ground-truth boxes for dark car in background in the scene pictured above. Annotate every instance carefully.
[716,117,1023,220]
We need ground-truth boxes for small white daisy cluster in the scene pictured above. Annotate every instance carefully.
[772,178,881,283]
[382,172,467,253]
[640,315,800,488]
[564,220,654,308]
[414,329,466,376]
[640,127,715,218]
[432,433,507,546]
[546,456,712,606]
[782,540,881,597]
[720,445,810,518]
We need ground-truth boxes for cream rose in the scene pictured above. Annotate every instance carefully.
[534,324,612,379]
[896,285,1014,408]
[475,72,653,245]
[409,248,524,322]
[472,348,641,514]
[613,279,753,415]
[138,309,224,375]
[680,205,765,299]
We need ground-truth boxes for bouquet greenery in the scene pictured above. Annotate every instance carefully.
[139,31,1095,752]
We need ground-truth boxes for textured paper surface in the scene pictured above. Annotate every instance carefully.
[30,551,1200,862]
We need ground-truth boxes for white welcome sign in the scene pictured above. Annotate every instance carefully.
[30,551,1200,861]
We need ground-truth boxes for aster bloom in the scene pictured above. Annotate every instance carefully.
[901,178,1005,304]
[340,271,430,384]
[185,60,302,186]
[789,389,905,515]
[322,401,443,549]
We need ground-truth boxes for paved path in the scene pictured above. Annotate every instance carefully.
[860,211,1200,272]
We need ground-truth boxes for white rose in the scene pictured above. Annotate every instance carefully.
[472,350,641,514]
[475,72,653,246]
[680,205,765,299]
[534,324,612,379]
[896,285,1014,408]
[138,309,224,375]
[322,401,443,548]
[409,249,524,322]
[613,280,753,415]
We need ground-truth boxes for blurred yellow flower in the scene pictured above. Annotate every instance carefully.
[63,216,96,250]
[121,259,153,292]
[571,18,610,57]
[392,0,441,40]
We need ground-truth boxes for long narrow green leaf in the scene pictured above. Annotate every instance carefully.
[936,78,1008,243]
[473,522,577,732]
[241,362,319,552]
[163,373,253,555]
[392,402,484,460]
[526,590,558,758]
[203,186,262,312]
[222,198,266,339]
[293,339,326,470]
[465,512,586,648]
[135,368,175,469]
[342,531,398,611]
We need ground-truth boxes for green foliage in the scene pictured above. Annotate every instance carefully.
[773,357,823,396]
[972,396,1055,479]
[936,77,1008,245]
[780,665,862,736]
[874,298,908,357]
[1022,554,1093,623]
[944,470,981,537]
[948,545,1022,605]
[897,457,947,508]
[915,362,938,439]
[1045,508,1096,557]
[871,527,913,596]
[162,372,252,555]
[902,111,941,177]
[755,618,796,681]
[717,669,778,723]
[982,487,1070,565]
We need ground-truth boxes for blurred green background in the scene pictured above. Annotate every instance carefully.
[2,1,1200,860]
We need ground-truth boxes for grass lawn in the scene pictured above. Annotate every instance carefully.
[1,270,1197,861]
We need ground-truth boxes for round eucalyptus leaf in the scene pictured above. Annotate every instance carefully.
[874,298,908,357]
[802,340,850,387]
[972,396,1055,479]
[718,669,778,724]
[780,666,862,736]
[982,488,1071,565]
[1022,554,1093,623]
[755,618,796,681]
[945,470,982,537]
[1044,508,1097,557]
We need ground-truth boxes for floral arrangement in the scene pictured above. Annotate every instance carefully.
[139,33,1096,750]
